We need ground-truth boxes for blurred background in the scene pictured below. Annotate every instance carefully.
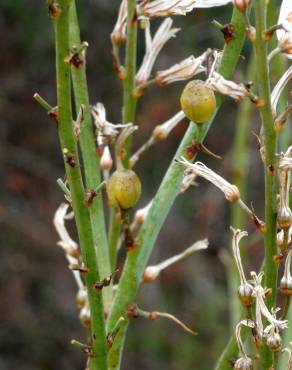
[0,1,285,369]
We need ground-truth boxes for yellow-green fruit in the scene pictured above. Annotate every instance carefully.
[106,169,141,210]
[180,80,216,124]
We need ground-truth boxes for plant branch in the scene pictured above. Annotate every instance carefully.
[254,1,278,368]
[52,2,107,369]
[68,0,112,308]
[108,0,138,275]
[228,55,255,328]
[107,8,247,369]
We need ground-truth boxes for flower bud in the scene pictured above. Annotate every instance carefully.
[79,306,91,328]
[232,0,250,13]
[143,266,160,282]
[76,288,88,308]
[100,146,113,171]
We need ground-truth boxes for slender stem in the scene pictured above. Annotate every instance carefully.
[122,0,137,129]
[108,0,138,279]
[68,0,112,308]
[215,318,247,370]
[254,1,278,368]
[52,2,107,369]
[228,56,255,328]
[107,8,246,370]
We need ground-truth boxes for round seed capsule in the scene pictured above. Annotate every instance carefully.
[234,356,253,370]
[266,332,282,352]
[277,207,292,229]
[280,276,292,295]
[106,169,141,210]
[238,284,255,307]
[180,80,216,124]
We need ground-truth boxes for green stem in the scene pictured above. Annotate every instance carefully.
[52,2,107,369]
[108,0,138,275]
[228,56,255,328]
[107,8,246,370]
[68,0,112,309]
[215,321,247,370]
[254,1,278,368]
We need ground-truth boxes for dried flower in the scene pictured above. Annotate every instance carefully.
[155,53,207,85]
[277,0,292,58]
[279,145,292,172]
[111,0,127,44]
[54,203,84,291]
[230,227,255,307]
[92,103,131,146]
[139,0,231,18]
[251,271,288,338]
[178,158,240,202]
[143,239,208,282]
[234,320,255,370]
[271,65,292,113]
[207,71,250,102]
[179,168,198,193]
[136,18,179,84]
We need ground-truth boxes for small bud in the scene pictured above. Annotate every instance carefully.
[100,146,113,171]
[79,305,91,328]
[266,332,282,352]
[232,0,250,13]
[143,239,208,282]
[280,249,292,295]
[153,111,185,141]
[48,1,62,17]
[76,288,88,308]
[84,189,97,206]
[111,0,127,44]
[134,201,152,224]
[246,26,256,42]
[143,266,160,282]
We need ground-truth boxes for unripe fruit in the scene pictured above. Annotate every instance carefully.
[106,169,141,210]
[180,80,216,124]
